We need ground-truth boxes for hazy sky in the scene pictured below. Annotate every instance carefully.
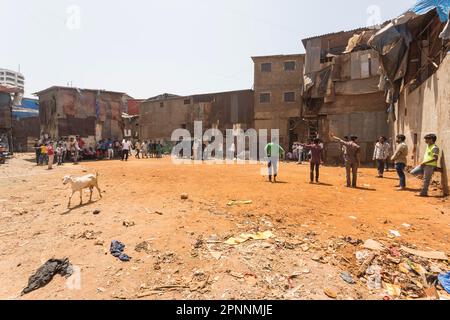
[1,0,416,98]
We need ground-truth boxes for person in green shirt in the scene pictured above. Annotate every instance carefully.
[411,134,440,197]
[265,138,285,183]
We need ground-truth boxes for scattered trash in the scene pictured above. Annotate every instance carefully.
[324,287,337,299]
[384,283,401,297]
[401,223,411,228]
[348,216,357,220]
[389,230,401,238]
[400,246,448,260]
[122,220,135,228]
[355,250,371,262]
[110,240,131,262]
[22,258,73,295]
[180,193,189,200]
[366,265,382,290]
[224,231,273,245]
[227,200,252,206]
[358,253,377,277]
[79,230,100,240]
[340,272,355,284]
[344,236,363,246]
[363,239,386,252]
[424,286,440,299]
[389,246,401,258]
[438,272,450,294]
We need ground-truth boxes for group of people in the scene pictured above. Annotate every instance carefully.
[34,136,84,169]
[33,136,166,168]
[265,132,441,198]
[130,140,164,160]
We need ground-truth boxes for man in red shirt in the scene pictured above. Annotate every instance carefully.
[301,138,324,184]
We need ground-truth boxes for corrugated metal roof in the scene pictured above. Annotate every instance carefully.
[33,86,126,96]
[251,53,305,61]
[301,27,376,47]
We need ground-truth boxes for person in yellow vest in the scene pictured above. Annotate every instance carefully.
[411,134,439,197]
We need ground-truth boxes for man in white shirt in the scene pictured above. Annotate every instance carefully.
[373,136,389,178]
[121,139,130,161]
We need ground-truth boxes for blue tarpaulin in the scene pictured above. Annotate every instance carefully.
[12,98,39,119]
[410,0,450,22]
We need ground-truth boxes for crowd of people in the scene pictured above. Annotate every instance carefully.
[33,136,166,169]
[33,131,442,198]
[266,133,441,198]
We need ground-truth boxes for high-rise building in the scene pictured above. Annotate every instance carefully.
[0,68,25,91]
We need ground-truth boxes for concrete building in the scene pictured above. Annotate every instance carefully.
[11,98,40,152]
[367,7,449,194]
[394,55,449,194]
[0,91,13,152]
[139,90,254,144]
[0,68,24,91]
[35,86,126,147]
[139,93,187,143]
[252,54,305,152]
[188,90,254,134]
[0,85,23,152]
[302,29,389,163]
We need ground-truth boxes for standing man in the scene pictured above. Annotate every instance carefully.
[264,138,285,183]
[156,141,163,158]
[141,141,148,159]
[56,143,63,166]
[107,138,114,160]
[331,133,361,188]
[134,140,141,159]
[301,139,324,184]
[373,137,389,178]
[411,134,440,197]
[121,139,130,161]
[296,143,304,165]
[70,137,80,164]
[391,134,408,190]
[33,139,41,166]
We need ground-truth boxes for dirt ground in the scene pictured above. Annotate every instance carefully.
[0,153,449,300]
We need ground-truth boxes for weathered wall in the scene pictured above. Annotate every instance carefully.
[38,87,124,144]
[0,92,12,130]
[139,97,189,142]
[127,99,143,116]
[322,92,388,164]
[0,92,13,151]
[12,117,40,152]
[190,90,254,133]
[253,55,305,150]
[394,55,450,194]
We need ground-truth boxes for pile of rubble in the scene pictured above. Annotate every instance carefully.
[339,237,449,300]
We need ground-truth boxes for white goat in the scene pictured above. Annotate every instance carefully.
[62,173,102,207]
